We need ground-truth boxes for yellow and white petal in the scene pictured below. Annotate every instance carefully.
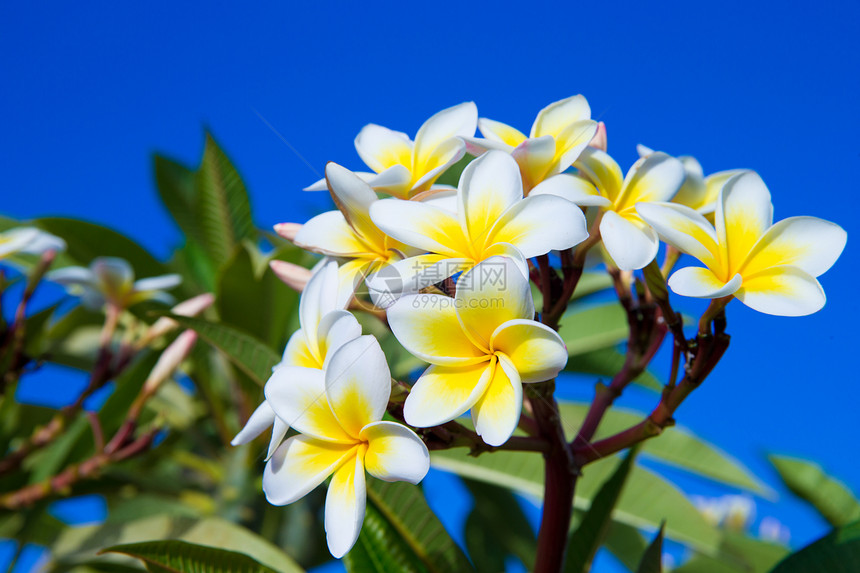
[574,148,625,203]
[740,216,847,278]
[365,164,413,199]
[325,450,366,559]
[670,158,708,211]
[354,124,413,174]
[455,257,535,350]
[511,135,556,189]
[479,118,527,148]
[231,400,276,446]
[263,436,357,505]
[325,336,391,438]
[412,137,467,193]
[716,172,773,273]
[617,152,685,210]
[668,267,743,299]
[471,356,522,447]
[636,202,721,269]
[92,257,135,300]
[365,254,470,306]
[317,310,363,370]
[490,319,567,383]
[530,95,591,139]
[480,243,530,283]
[294,211,376,257]
[299,262,340,356]
[369,199,467,257]
[404,362,494,428]
[530,174,610,207]
[325,163,387,246]
[700,169,748,214]
[416,188,458,213]
[489,194,588,259]
[552,120,598,176]
[413,102,478,171]
[360,421,430,484]
[735,266,825,317]
[282,329,321,369]
[264,366,353,443]
[599,210,660,271]
[388,292,486,364]
[458,150,524,240]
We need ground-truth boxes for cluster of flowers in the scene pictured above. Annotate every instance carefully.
[233,95,846,557]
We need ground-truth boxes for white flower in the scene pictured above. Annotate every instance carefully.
[0,227,65,260]
[263,335,430,558]
[48,257,180,310]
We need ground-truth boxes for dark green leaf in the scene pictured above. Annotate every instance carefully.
[153,155,203,247]
[344,503,428,573]
[770,520,860,573]
[433,154,473,187]
[463,479,536,571]
[636,523,664,573]
[565,448,638,573]
[101,540,279,573]
[769,455,860,527]
[673,531,789,573]
[161,314,280,386]
[604,522,649,572]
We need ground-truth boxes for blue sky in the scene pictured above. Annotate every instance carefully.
[2,1,859,571]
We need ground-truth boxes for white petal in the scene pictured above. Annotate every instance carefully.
[365,164,413,198]
[263,436,356,506]
[231,400,276,446]
[365,255,471,307]
[618,152,685,209]
[325,163,386,245]
[553,120,598,175]
[735,266,826,317]
[303,177,329,192]
[741,216,847,278]
[360,421,430,484]
[636,202,721,268]
[668,267,743,298]
[471,356,523,447]
[636,144,655,157]
[530,95,591,139]
[294,211,375,257]
[415,188,458,213]
[411,137,467,192]
[529,174,610,206]
[300,261,340,354]
[490,319,568,383]
[325,452,366,558]
[317,310,363,370]
[413,102,478,169]
[403,362,494,427]
[92,257,134,295]
[716,172,773,272]
[599,210,660,271]
[267,417,289,461]
[18,229,66,255]
[354,124,413,174]
[133,274,182,292]
[47,266,97,288]
[0,228,40,257]
[325,335,391,436]
[264,366,353,442]
[462,136,512,156]
[489,194,588,259]
[458,150,523,240]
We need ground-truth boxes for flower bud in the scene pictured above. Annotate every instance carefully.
[144,293,215,343]
[142,330,198,396]
[270,260,312,293]
[589,122,607,152]
[642,260,669,302]
[274,222,303,241]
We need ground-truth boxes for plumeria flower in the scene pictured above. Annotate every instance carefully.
[464,95,598,192]
[387,257,568,446]
[47,257,180,310]
[367,151,588,301]
[305,102,478,199]
[289,162,420,301]
[637,144,747,217]
[573,148,685,270]
[637,172,847,316]
[263,335,430,558]
[0,227,65,260]
[232,261,361,458]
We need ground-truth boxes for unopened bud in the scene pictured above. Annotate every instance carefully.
[270,260,312,293]
[274,222,303,241]
[643,260,669,302]
[589,122,607,152]
[143,330,198,395]
[143,293,215,344]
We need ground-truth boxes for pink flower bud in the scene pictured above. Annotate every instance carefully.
[144,293,215,343]
[270,260,312,292]
[589,122,607,151]
[274,222,303,241]
[143,330,198,395]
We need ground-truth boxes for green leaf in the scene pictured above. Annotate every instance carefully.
[101,540,279,573]
[604,522,649,573]
[769,455,860,527]
[194,133,256,267]
[430,449,720,555]
[770,520,860,573]
[559,303,629,357]
[559,403,770,495]
[462,479,536,571]
[344,503,428,573]
[564,347,662,392]
[636,523,664,573]
[572,272,613,299]
[153,155,203,247]
[673,531,789,573]
[35,218,166,278]
[359,480,474,573]
[162,314,280,386]
[433,154,473,187]
[565,448,638,573]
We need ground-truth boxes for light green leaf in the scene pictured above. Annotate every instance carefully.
[344,503,429,573]
[636,523,664,573]
[565,448,638,573]
[673,531,789,573]
[559,303,629,357]
[559,403,770,495]
[769,455,860,527]
[572,272,613,299]
[101,540,280,573]
[770,520,860,573]
[162,314,280,386]
[564,347,662,392]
